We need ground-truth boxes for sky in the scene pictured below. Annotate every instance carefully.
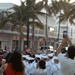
[0,0,75,5]
[0,0,42,5]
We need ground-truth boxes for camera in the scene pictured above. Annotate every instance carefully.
[63,31,67,38]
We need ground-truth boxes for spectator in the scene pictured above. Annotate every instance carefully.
[0,49,4,56]
[1,53,12,75]
[25,48,32,56]
[30,60,47,75]
[56,35,75,75]
[5,53,12,63]
[0,68,3,75]
[36,60,47,75]
[0,58,2,67]
[4,46,7,50]
[61,48,66,53]
[6,52,25,75]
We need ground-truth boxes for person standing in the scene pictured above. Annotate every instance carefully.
[6,51,25,75]
[56,35,75,75]
[30,60,47,75]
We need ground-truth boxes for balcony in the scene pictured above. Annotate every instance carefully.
[0,26,63,39]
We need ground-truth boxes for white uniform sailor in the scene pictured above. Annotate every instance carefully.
[47,54,60,75]
[47,53,54,64]
[30,60,47,75]
[22,55,30,75]
[22,55,35,75]
[52,56,61,75]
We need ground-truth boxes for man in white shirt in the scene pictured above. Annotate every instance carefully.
[30,60,47,75]
[53,56,61,75]
[56,35,75,75]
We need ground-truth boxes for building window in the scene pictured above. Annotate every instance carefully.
[23,41,27,50]
[12,40,18,51]
[55,26,57,32]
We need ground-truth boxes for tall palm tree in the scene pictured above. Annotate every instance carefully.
[0,0,44,51]
[25,0,44,49]
[43,0,49,46]
[49,0,73,47]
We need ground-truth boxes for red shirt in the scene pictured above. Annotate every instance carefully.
[6,64,23,75]
[0,55,4,59]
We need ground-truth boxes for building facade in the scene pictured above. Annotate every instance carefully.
[0,3,75,51]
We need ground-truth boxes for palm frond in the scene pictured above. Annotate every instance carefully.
[29,21,44,29]
[0,11,8,29]
[35,0,44,11]
[69,14,75,25]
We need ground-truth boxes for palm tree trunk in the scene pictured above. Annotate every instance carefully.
[27,22,29,48]
[18,37,22,52]
[57,18,60,47]
[32,21,34,51]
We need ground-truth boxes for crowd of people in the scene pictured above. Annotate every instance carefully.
[0,35,75,75]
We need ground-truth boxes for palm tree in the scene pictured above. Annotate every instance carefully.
[25,0,44,49]
[0,0,44,51]
[44,0,49,46]
[49,0,73,47]
[39,0,51,46]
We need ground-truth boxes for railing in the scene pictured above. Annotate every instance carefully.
[0,26,63,38]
